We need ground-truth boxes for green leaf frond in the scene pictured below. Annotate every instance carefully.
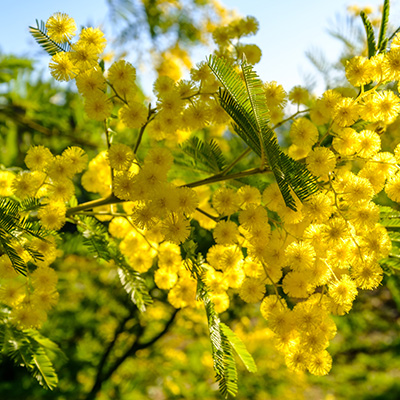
[29,20,70,57]
[180,136,226,173]
[207,55,318,209]
[203,295,238,398]
[76,216,152,311]
[182,244,238,397]
[360,11,377,58]
[379,205,400,227]
[0,197,46,275]
[118,266,152,313]
[379,205,400,274]
[378,0,390,52]
[220,322,257,373]
[0,324,59,390]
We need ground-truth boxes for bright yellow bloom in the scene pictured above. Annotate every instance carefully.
[385,173,400,202]
[12,172,42,199]
[239,277,265,303]
[212,188,240,216]
[374,90,400,123]
[333,97,359,127]
[288,86,309,105]
[285,348,310,372]
[31,266,58,292]
[263,81,287,109]
[306,147,336,179]
[289,117,319,148]
[285,240,316,272]
[384,48,400,80]
[0,171,15,196]
[260,295,287,320]
[355,129,381,158]
[62,146,88,174]
[302,193,333,223]
[46,13,76,43]
[108,60,136,95]
[46,155,75,180]
[79,27,106,54]
[239,204,268,231]
[154,268,178,290]
[307,350,332,376]
[49,51,78,81]
[37,203,66,230]
[237,185,261,207]
[108,143,134,171]
[70,42,99,72]
[213,220,239,245]
[75,68,106,96]
[25,145,53,171]
[210,292,230,313]
[47,178,75,202]
[144,147,174,169]
[119,102,148,129]
[328,275,357,305]
[84,92,112,121]
[345,56,373,87]
[282,270,313,298]
[161,214,191,244]
[351,259,383,289]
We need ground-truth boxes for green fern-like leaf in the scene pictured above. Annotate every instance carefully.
[183,243,238,398]
[29,20,70,56]
[118,266,152,312]
[207,55,318,210]
[360,11,377,58]
[0,197,46,274]
[3,325,58,390]
[30,347,58,390]
[220,323,257,373]
[77,216,152,311]
[203,295,238,398]
[378,0,390,52]
[388,231,400,243]
[180,136,226,173]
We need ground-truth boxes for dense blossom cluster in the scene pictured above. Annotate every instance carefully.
[2,7,400,379]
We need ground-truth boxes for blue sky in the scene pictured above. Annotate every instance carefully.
[1,0,398,94]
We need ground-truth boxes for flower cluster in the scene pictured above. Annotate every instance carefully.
[3,9,400,379]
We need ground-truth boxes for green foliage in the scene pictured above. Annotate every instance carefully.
[378,0,390,52]
[0,319,61,390]
[29,20,70,56]
[220,323,257,374]
[207,55,318,210]
[203,294,238,398]
[379,205,400,273]
[76,216,152,312]
[180,136,226,173]
[360,11,377,58]
[183,242,255,398]
[0,55,33,83]
[0,197,44,275]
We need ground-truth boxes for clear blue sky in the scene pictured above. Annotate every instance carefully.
[1,0,398,94]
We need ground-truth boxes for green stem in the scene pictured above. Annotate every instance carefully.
[182,167,269,189]
[272,108,310,130]
[195,207,219,221]
[221,147,252,176]
[133,104,154,155]
[67,167,269,217]
[66,194,123,217]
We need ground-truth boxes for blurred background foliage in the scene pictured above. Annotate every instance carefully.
[1,1,400,399]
